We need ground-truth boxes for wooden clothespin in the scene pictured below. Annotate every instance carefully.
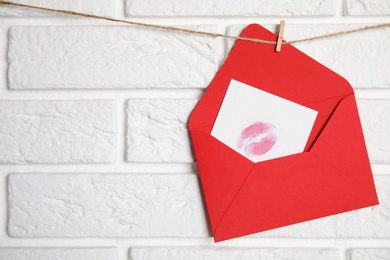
[275,20,285,53]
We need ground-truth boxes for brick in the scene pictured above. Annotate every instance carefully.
[8,26,218,90]
[126,99,197,162]
[8,173,208,237]
[0,100,116,163]
[252,176,389,238]
[0,248,117,260]
[129,247,339,260]
[358,100,390,163]
[346,0,390,15]
[227,24,390,88]
[350,249,390,260]
[0,0,115,17]
[126,0,335,17]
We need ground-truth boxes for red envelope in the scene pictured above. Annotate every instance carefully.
[189,24,379,242]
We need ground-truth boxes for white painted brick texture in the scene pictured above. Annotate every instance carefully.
[8,26,218,90]
[129,248,339,260]
[350,249,390,260]
[0,100,116,163]
[0,0,115,16]
[0,248,117,260]
[126,99,197,162]
[126,0,335,17]
[358,100,390,163]
[346,0,390,15]
[8,173,208,237]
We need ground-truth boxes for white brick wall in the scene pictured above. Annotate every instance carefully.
[8,173,207,237]
[8,26,218,89]
[0,248,117,260]
[126,99,197,162]
[349,249,390,260]
[0,100,116,163]
[346,0,390,15]
[129,248,339,260]
[0,0,115,16]
[0,0,389,259]
[125,0,336,17]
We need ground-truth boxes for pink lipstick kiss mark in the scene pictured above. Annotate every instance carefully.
[236,122,278,157]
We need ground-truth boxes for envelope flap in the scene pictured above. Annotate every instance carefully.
[190,23,354,143]
[310,95,373,171]
[231,24,354,101]
[304,95,349,150]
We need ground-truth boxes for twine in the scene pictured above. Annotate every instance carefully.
[1,0,389,45]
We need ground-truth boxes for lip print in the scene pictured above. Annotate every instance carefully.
[236,122,278,157]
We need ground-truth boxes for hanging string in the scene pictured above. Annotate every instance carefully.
[1,0,389,45]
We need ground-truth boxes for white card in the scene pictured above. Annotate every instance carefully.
[211,79,318,163]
